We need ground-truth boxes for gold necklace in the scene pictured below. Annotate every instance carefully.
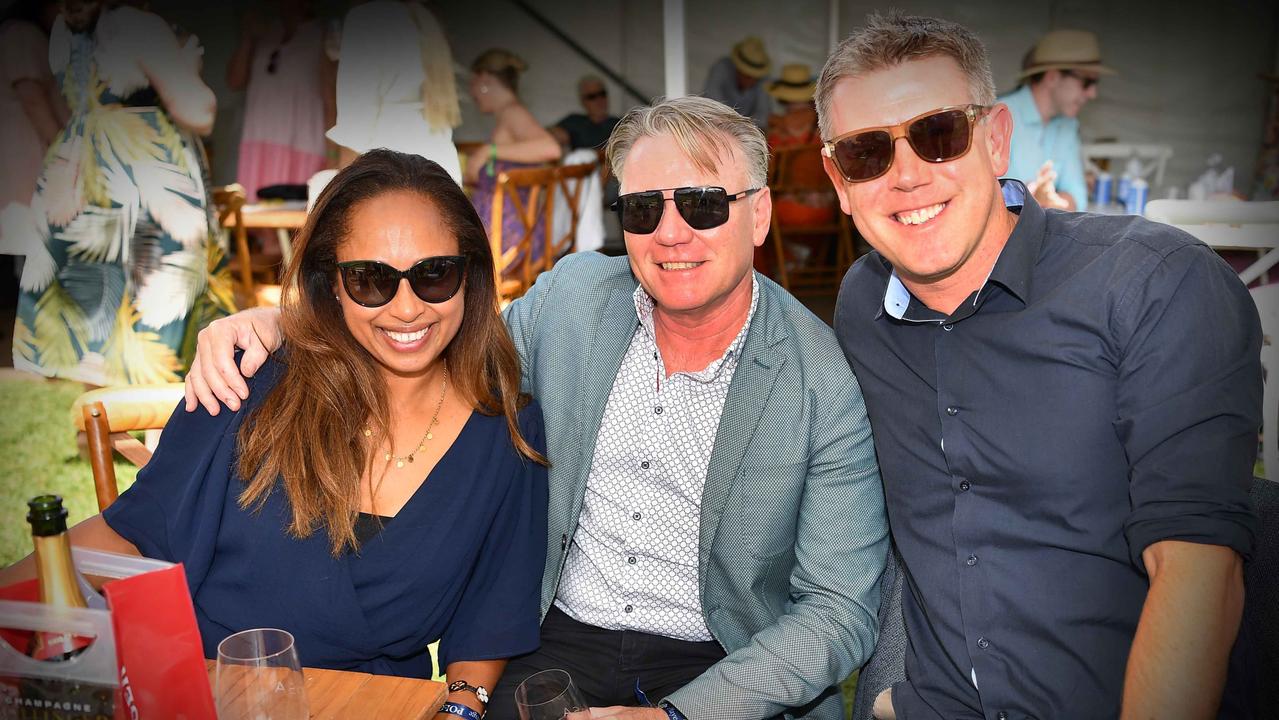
[364,369,449,469]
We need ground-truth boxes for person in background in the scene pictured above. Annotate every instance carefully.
[12,0,232,384]
[226,0,333,203]
[326,0,462,181]
[0,151,549,720]
[818,12,1257,717]
[702,36,772,129]
[0,0,66,232]
[549,74,618,152]
[464,48,561,271]
[998,29,1114,211]
[760,62,836,276]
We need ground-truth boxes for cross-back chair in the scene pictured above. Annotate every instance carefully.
[71,384,185,512]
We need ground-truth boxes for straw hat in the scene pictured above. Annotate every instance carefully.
[767,64,816,103]
[730,36,771,79]
[1018,29,1116,79]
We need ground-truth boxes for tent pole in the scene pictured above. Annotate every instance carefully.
[663,0,686,99]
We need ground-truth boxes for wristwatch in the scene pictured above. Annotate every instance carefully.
[448,679,490,705]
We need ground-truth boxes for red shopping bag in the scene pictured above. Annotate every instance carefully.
[0,550,215,720]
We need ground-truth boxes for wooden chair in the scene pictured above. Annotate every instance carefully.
[766,143,855,294]
[489,165,557,302]
[212,185,280,307]
[211,185,254,305]
[543,161,599,268]
[70,384,186,512]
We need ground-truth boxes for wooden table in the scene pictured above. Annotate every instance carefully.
[221,202,309,266]
[205,659,447,719]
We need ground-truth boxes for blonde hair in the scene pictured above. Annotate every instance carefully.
[606,96,768,190]
[405,2,460,130]
[816,12,996,139]
[471,48,528,93]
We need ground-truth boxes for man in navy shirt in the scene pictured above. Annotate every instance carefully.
[816,12,1260,719]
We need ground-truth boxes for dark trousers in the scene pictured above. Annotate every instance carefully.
[486,605,726,720]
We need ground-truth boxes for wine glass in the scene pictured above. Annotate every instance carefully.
[215,628,308,720]
[515,668,590,720]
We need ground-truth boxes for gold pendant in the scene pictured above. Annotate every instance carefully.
[363,428,372,437]
[426,432,433,441]
[396,459,405,469]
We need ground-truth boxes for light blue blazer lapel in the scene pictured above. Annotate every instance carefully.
[565,285,639,532]
[697,281,788,581]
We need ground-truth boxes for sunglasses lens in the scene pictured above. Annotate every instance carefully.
[617,192,665,234]
[833,130,893,182]
[674,187,730,230]
[341,262,398,307]
[908,109,971,163]
[409,257,466,303]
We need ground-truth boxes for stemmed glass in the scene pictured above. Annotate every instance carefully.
[215,628,309,720]
[515,668,590,720]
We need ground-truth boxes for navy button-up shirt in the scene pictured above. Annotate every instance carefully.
[835,180,1261,719]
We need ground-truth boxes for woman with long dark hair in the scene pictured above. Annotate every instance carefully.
[2,150,549,720]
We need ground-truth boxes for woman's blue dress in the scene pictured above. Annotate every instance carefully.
[103,355,548,677]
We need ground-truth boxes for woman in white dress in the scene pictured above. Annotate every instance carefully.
[326,0,462,183]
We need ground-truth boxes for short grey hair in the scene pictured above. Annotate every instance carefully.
[816,12,996,139]
[606,96,769,190]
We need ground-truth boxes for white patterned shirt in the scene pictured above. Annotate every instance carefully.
[554,277,760,641]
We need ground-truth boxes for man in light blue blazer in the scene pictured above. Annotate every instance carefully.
[182,96,887,720]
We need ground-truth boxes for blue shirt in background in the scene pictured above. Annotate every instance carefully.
[998,84,1089,210]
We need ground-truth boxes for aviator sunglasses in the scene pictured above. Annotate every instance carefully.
[823,104,991,183]
[337,256,467,308]
[611,186,762,234]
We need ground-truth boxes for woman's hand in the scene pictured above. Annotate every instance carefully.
[185,307,283,415]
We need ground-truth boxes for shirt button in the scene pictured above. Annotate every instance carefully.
[946,406,959,416]
[943,324,954,332]
[654,406,663,415]
[640,460,650,470]
[966,555,978,566]
[997,713,1008,720]
[977,637,990,650]
[624,604,633,613]
[628,556,637,565]
[632,512,642,520]
[959,480,971,492]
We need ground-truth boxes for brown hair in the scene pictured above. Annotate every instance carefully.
[471,48,528,94]
[236,149,545,556]
[815,12,996,139]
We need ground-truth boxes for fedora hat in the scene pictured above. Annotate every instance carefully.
[1018,29,1116,79]
[730,36,771,79]
[767,64,816,103]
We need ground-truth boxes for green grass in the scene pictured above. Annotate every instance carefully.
[0,373,139,565]
[0,371,861,712]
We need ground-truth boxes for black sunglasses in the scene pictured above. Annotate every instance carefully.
[610,186,761,235]
[1060,69,1098,90]
[823,104,990,183]
[581,89,607,101]
[337,256,467,308]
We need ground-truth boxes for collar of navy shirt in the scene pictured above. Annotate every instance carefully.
[876,178,1047,325]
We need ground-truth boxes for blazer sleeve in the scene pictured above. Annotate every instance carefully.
[438,404,549,666]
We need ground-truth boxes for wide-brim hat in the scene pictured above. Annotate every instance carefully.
[767,64,816,103]
[731,36,771,79]
[1018,29,1117,79]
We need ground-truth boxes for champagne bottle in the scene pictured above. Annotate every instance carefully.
[26,494,93,661]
